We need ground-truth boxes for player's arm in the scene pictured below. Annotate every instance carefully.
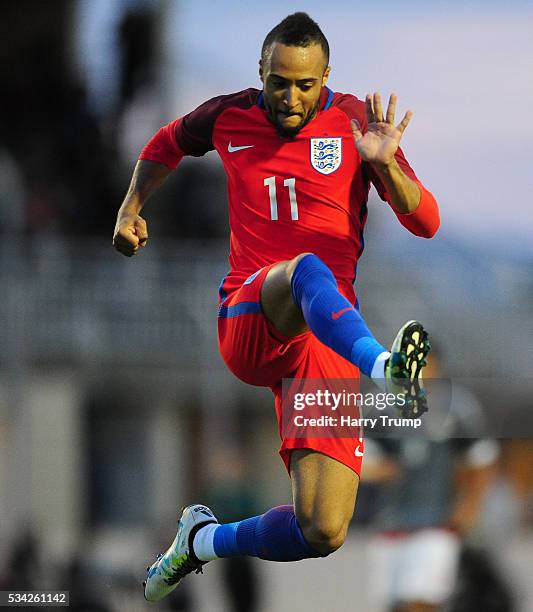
[113,91,250,256]
[113,160,173,257]
[368,155,420,215]
[351,92,440,238]
[113,116,186,256]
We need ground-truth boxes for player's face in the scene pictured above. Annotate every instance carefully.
[260,42,330,137]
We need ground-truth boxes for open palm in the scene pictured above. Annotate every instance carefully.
[351,93,412,165]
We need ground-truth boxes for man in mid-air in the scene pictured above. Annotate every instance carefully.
[113,12,439,603]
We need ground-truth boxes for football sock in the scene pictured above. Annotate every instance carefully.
[291,253,387,377]
[195,505,324,562]
[193,523,219,562]
[370,351,391,379]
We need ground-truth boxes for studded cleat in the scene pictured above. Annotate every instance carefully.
[385,320,431,418]
[144,504,218,602]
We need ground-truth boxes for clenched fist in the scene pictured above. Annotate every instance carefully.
[113,211,148,257]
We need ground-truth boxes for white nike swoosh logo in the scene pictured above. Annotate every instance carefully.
[228,142,254,152]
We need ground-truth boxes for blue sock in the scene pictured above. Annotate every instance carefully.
[291,253,386,377]
[213,505,324,561]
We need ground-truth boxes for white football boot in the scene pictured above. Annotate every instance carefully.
[384,320,431,417]
[144,504,218,602]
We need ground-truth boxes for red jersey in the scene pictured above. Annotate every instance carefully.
[140,87,439,303]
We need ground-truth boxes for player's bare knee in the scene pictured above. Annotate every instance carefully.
[264,252,315,300]
[261,254,314,337]
[303,523,347,555]
[298,516,348,555]
[262,262,295,308]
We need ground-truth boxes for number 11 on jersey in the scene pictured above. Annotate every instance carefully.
[264,176,299,221]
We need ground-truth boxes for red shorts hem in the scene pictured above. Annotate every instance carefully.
[280,442,363,477]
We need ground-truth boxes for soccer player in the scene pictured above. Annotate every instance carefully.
[112,13,439,603]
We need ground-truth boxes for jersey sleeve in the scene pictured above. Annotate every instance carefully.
[139,118,185,169]
[139,89,259,169]
[391,180,440,238]
[333,92,440,238]
[364,153,440,239]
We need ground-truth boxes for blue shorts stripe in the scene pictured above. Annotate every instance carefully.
[218,301,262,318]
[218,272,230,303]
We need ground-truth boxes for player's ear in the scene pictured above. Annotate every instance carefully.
[259,59,264,83]
[322,65,331,87]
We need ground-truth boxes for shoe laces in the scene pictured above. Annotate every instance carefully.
[164,554,203,586]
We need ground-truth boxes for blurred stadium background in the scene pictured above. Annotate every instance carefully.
[1,1,532,610]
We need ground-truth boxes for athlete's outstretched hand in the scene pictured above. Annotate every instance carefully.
[350,93,412,166]
[113,211,148,257]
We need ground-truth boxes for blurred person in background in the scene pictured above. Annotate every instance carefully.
[113,12,439,603]
[0,530,40,595]
[499,440,533,527]
[59,558,111,612]
[205,447,263,612]
[361,346,508,612]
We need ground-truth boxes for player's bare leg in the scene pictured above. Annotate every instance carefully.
[261,252,311,337]
[290,449,358,555]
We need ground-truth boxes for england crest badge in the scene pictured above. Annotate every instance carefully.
[310,137,342,175]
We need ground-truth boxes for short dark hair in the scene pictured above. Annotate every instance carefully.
[261,12,330,67]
